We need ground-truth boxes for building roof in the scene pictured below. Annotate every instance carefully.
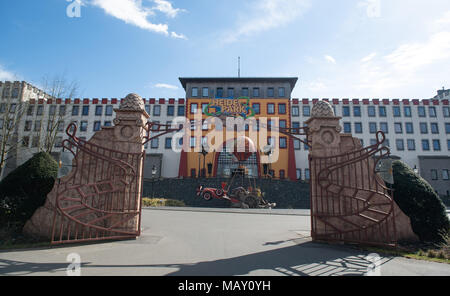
[179,77,298,90]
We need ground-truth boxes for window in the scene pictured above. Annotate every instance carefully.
[54,136,63,148]
[23,121,32,131]
[80,121,88,132]
[418,106,426,117]
[177,105,185,116]
[394,123,403,134]
[216,88,224,98]
[393,106,401,117]
[405,122,414,134]
[296,169,302,180]
[201,103,208,115]
[292,106,299,117]
[192,87,198,97]
[446,123,450,134]
[241,88,249,97]
[431,170,438,180]
[353,106,361,117]
[190,137,196,148]
[252,103,260,114]
[442,169,449,180]
[267,88,274,97]
[190,103,198,114]
[37,105,44,116]
[104,105,112,116]
[344,122,352,133]
[57,121,64,132]
[279,120,287,129]
[167,105,175,116]
[165,138,172,149]
[104,121,112,127]
[431,123,439,134]
[429,107,437,117]
[303,106,311,117]
[22,136,29,147]
[59,105,66,116]
[93,121,101,131]
[151,138,159,149]
[27,105,34,116]
[82,105,89,116]
[369,122,377,134]
[448,139,450,151]
[0,104,5,113]
[253,88,260,97]
[11,88,19,98]
[404,106,412,117]
[396,139,404,151]
[379,106,387,117]
[278,87,285,97]
[305,169,310,180]
[304,143,310,150]
[279,138,287,149]
[383,139,390,148]
[49,105,56,116]
[145,105,151,115]
[95,105,103,116]
[420,123,428,134]
[292,122,300,129]
[368,106,376,117]
[202,87,209,97]
[153,105,161,116]
[421,139,430,151]
[34,121,41,132]
[444,107,450,118]
[267,104,275,114]
[0,119,3,130]
[32,136,39,148]
[433,139,441,151]
[407,139,416,151]
[202,120,208,131]
[227,88,234,98]
[354,122,363,134]
[279,170,286,179]
[380,122,388,134]
[278,103,286,114]
[294,139,301,150]
[342,106,350,117]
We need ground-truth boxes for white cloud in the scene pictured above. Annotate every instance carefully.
[154,83,178,90]
[171,31,188,40]
[223,0,311,43]
[0,65,17,81]
[153,0,185,18]
[90,0,186,39]
[361,52,377,63]
[325,55,336,64]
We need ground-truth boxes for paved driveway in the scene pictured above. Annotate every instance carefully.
[0,208,449,276]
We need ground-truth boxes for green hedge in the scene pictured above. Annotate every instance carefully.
[0,152,58,227]
[392,160,450,243]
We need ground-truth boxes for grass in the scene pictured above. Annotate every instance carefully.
[142,198,186,208]
[356,235,450,265]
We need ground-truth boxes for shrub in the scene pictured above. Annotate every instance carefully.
[0,152,58,228]
[142,198,185,208]
[391,160,450,243]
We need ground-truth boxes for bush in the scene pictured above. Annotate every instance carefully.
[391,160,450,243]
[0,152,58,228]
[142,198,185,208]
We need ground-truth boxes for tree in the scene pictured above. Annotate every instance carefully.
[37,73,79,154]
[0,90,28,179]
[392,160,450,243]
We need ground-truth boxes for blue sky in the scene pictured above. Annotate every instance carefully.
[1,0,449,99]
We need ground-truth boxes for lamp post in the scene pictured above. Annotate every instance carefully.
[151,165,157,198]
[199,145,208,178]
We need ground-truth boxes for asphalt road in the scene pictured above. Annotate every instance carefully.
[0,208,449,276]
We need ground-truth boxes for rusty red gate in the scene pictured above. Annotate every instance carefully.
[50,123,145,244]
[309,132,398,247]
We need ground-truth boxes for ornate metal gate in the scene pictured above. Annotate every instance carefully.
[309,131,398,247]
[51,123,145,244]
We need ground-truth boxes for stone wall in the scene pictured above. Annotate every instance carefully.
[143,178,310,209]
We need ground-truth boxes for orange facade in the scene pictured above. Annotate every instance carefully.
[181,96,296,180]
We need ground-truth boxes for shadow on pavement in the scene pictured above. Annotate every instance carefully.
[0,242,391,276]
